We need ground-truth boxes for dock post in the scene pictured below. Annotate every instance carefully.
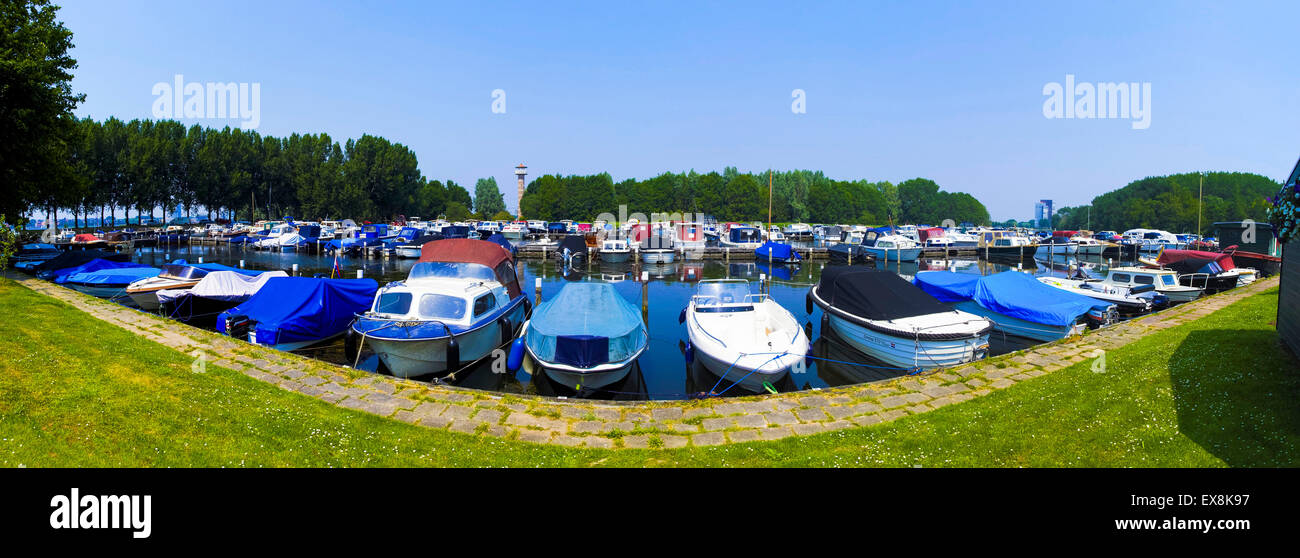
[640,271,649,322]
[239,259,245,268]
[292,263,298,276]
[725,247,730,262]
[760,273,767,295]
[535,277,542,306]
[356,269,364,279]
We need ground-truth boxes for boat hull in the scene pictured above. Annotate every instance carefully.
[533,356,635,390]
[640,250,675,264]
[825,314,988,370]
[599,250,631,263]
[861,246,922,262]
[952,301,1079,343]
[359,301,526,378]
[692,342,796,392]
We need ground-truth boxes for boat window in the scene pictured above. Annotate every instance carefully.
[409,261,497,282]
[375,292,413,315]
[1134,275,1154,285]
[696,282,751,306]
[418,294,466,320]
[473,294,497,317]
[1112,273,1131,283]
[1161,275,1176,286]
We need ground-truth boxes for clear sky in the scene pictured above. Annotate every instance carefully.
[57,0,1300,221]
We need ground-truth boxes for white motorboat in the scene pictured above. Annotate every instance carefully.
[599,237,632,263]
[683,280,810,391]
[1036,276,1161,314]
[1101,267,1201,303]
[719,225,763,249]
[809,267,991,370]
[350,239,527,378]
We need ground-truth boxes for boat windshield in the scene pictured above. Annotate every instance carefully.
[1161,275,1176,286]
[374,292,412,315]
[408,261,497,282]
[418,293,467,320]
[695,282,752,306]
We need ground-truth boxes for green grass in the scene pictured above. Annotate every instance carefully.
[2,277,1296,467]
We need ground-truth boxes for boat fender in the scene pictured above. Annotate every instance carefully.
[498,316,513,345]
[1130,283,1155,295]
[445,335,460,371]
[678,307,687,324]
[507,338,526,371]
[805,292,814,314]
[344,325,359,362]
[684,340,694,365]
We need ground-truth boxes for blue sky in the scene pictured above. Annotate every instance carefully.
[58,0,1299,220]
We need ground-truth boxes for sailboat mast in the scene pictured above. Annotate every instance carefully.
[1197,172,1204,240]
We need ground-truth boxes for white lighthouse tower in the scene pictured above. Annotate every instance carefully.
[514,163,528,218]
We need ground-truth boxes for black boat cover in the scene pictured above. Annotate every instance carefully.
[815,267,952,321]
[32,249,129,274]
[556,235,589,260]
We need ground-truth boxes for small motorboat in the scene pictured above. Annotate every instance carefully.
[32,250,129,278]
[11,243,61,271]
[70,233,107,250]
[350,239,527,377]
[218,277,378,351]
[1036,276,1161,314]
[808,267,991,370]
[718,225,763,250]
[125,262,258,311]
[515,282,648,390]
[599,237,632,263]
[914,270,1115,345]
[682,279,809,391]
[1150,249,1243,295]
[393,234,442,259]
[855,227,923,262]
[58,261,161,304]
[1101,266,1201,303]
[754,241,801,264]
[158,270,289,328]
[553,235,591,267]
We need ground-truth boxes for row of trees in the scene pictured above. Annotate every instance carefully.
[36,118,488,227]
[1051,172,1278,233]
[519,170,991,225]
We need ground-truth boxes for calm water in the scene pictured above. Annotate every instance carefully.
[125,242,1134,400]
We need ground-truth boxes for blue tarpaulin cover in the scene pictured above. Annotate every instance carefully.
[914,271,1102,327]
[526,283,646,368]
[754,241,800,262]
[52,259,156,284]
[485,233,516,257]
[217,277,378,346]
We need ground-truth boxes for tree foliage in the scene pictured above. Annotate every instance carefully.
[1053,172,1278,233]
[473,177,506,218]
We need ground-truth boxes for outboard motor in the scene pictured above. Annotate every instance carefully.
[225,315,251,340]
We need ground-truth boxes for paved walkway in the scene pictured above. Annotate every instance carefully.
[10,273,1279,448]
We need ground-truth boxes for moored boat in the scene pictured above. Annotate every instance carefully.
[808,267,991,370]
[914,270,1115,345]
[683,279,809,391]
[158,270,289,328]
[517,282,648,390]
[349,239,526,378]
[125,262,258,310]
[218,276,378,351]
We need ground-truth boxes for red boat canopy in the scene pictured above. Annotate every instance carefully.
[418,239,520,297]
[917,227,945,241]
[73,234,99,243]
[1052,230,1078,238]
[1157,249,1235,271]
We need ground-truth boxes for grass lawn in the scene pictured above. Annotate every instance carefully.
[1,277,1296,467]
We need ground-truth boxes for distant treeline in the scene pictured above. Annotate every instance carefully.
[22,118,491,227]
[519,170,991,225]
[1050,172,1278,233]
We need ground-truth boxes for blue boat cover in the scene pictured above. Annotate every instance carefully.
[754,241,800,262]
[65,265,161,286]
[51,259,155,284]
[525,283,646,368]
[914,271,1102,327]
[217,277,378,346]
[485,233,516,257]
